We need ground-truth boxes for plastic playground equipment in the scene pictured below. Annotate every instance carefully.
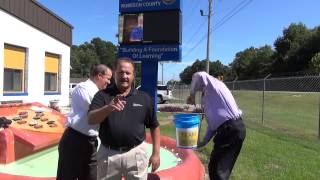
[0,103,204,180]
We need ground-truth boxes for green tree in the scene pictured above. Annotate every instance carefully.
[77,47,100,77]
[167,79,179,87]
[230,45,274,79]
[104,41,117,68]
[254,45,274,76]
[209,60,227,77]
[179,65,194,84]
[70,43,100,78]
[309,53,320,72]
[70,38,117,78]
[91,38,117,68]
[179,59,229,84]
[273,23,313,72]
[224,23,320,79]
[310,26,320,53]
[231,47,256,78]
[304,26,320,71]
[70,45,81,77]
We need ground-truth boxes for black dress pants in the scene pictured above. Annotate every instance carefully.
[57,127,98,180]
[208,118,246,180]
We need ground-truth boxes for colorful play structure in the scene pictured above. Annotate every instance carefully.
[0,103,205,179]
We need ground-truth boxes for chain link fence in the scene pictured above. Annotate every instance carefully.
[169,74,320,140]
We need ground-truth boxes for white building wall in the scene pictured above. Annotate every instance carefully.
[0,9,70,106]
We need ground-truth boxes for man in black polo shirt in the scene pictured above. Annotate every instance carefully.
[88,58,160,180]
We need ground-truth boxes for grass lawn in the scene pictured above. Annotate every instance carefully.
[157,111,320,179]
[171,89,320,140]
[233,90,320,139]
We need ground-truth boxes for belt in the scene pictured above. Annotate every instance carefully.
[67,127,97,141]
[216,116,242,133]
[105,142,142,153]
[108,146,133,152]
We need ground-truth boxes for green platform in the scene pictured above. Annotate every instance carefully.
[0,145,179,178]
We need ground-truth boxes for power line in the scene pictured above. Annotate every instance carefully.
[213,0,253,31]
[184,18,207,45]
[183,33,208,58]
[183,0,253,59]
[214,0,250,26]
[184,10,218,45]
[184,1,215,46]
[184,0,199,15]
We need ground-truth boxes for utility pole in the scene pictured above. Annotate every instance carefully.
[206,0,212,73]
[201,0,212,73]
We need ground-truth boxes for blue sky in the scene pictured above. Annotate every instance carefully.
[38,0,320,82]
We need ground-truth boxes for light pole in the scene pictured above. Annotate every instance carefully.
[161,62,164,84]
[200,0,212,73]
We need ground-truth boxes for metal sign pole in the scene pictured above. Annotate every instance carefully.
[141,61,158,112]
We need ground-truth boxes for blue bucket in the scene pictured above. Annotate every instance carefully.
[174,114,200,149]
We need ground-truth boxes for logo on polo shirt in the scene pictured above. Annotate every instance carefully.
[133,103,143,107]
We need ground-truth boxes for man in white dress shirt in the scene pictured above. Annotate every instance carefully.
[57,64,112,180]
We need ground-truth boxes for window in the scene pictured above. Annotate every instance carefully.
[44,53,59,92]
[44,73,57,91]
[4,68,22,91]
[3,44,26,93]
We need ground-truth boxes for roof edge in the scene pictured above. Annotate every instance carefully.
[31,0,74,29]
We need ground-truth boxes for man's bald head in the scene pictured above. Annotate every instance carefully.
[90,64,111,78]
[90,64,112,90]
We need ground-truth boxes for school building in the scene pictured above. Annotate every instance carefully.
[0,0,73,106]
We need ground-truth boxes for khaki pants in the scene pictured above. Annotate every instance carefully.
[97,142,148,180]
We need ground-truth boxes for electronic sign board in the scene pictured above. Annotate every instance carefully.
[118,11,181,45]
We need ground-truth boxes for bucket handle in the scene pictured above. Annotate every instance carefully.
[196,107,205,147]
